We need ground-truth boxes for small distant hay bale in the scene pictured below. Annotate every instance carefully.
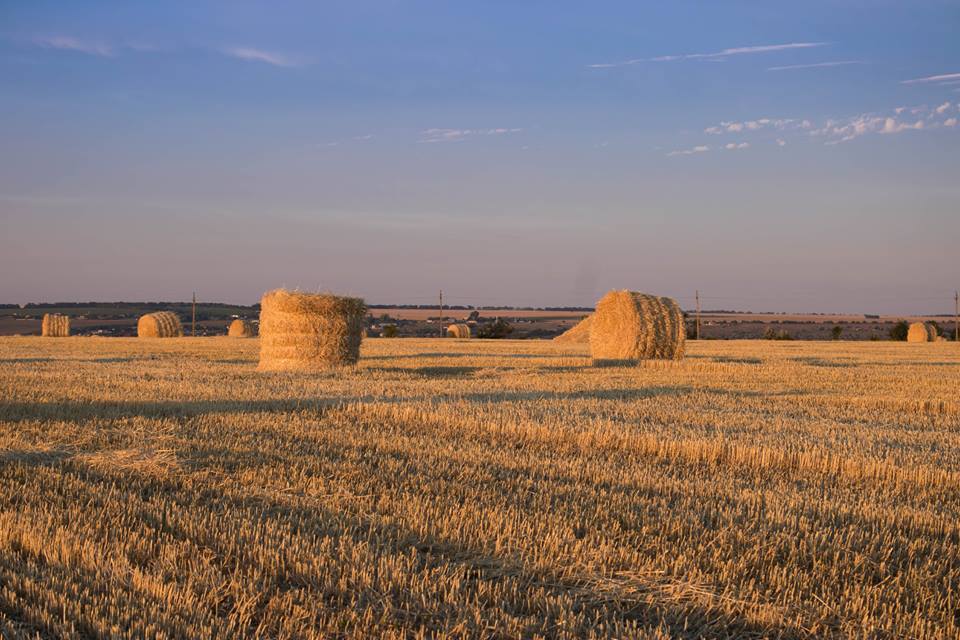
[927,324,938,341]
[137,311,183,338]
[41,313,70,337]
[446,324,472,339]
[554,316,591,343]
[228,319,255,338]
[907,322,931,343]
[589,290,685,364]
[258,289,367,371]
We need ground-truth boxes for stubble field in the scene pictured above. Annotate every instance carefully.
[1,336,958,639]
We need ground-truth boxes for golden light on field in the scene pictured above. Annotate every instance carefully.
[1,337,958,638]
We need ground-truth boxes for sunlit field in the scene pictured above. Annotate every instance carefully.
[1,336,958,639]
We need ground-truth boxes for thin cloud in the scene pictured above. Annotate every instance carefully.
[767,60,863,72]
[591,42,826,68]
[724,142,750,150]
[221,47,301,67]
[902,72,960,85]
[705,118,811,135]
[32,35,113,57]
[667,145,710,157]
[419,128,522,143]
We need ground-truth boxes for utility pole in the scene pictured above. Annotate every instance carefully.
[439,290,444,338]
[955,290,958,343]
[695,290,702,340]
[192,292,197,337]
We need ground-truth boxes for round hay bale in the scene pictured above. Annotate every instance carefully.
[927,324,939,341]
[589,290,685,364]
[228,319,255,338]
[137,311,183,338]
[258,289,367,371]
[554,316,591,343]
[907,322,930,343]
[446,324,471,339]
[41,313,70,337]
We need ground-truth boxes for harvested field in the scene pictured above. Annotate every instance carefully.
[1,337,958,639]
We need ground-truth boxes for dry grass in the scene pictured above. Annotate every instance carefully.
[258,290,366,371]
[1,336,959,639]
[137,311,183,338]
[446,324,472,339]
[590,291,685,363]
[40,314,69,338]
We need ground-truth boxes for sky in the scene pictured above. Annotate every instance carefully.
[1,1,958,314]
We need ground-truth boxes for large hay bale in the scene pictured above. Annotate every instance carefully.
[446,324,471,339]
[258,289,366,371]
[41,313,70,337]
[228,319,255,338]
[907,322,930,343]
[137,311,183,338]
[554,316,591,343]
[589,290,685,364]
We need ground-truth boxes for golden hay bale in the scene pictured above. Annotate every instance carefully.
[258,289,367,371]
[446,323,472,339]
[907,322,930,343]
[589,290,685,364]
[228,319,255,338]
[554,315,591,343]
[927,324,938,341]
[137,311,183,338]
[41,313,70,337]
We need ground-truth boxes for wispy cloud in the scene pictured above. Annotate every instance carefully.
[667,145,710,157]
[221,47,301,68]
[767,60,863,72]
[590,42,826,69]
[902,72,960,85]
[419,128,522,143]
[724,142,750,150]
[32,35,113,57]
[704,118,812,135]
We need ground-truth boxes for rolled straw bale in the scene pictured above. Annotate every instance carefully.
[589,290,685,364]
[554,316,592,343]
[927,324,939,341]
[907,322,930,343]
[137,311,183,338]
[258,289,367,371]
[228,319,255,338]
[446,324,472,339]
[41,313,70,337]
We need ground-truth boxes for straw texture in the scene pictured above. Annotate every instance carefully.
[227,319,255,338]
[554,316,592,343]
[41,314,70,337]
[137,312,183,338]
[258,289,367,371]
[446,324,472,339]
[589,291,685,364]
[907,322,931,343]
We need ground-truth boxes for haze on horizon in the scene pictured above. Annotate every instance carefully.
[1,1,958,315]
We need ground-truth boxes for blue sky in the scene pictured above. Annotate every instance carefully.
[1,1,958,313]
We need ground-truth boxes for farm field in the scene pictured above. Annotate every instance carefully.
[1,337,959,639]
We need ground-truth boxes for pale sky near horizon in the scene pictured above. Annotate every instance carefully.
[1,1,958,314]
